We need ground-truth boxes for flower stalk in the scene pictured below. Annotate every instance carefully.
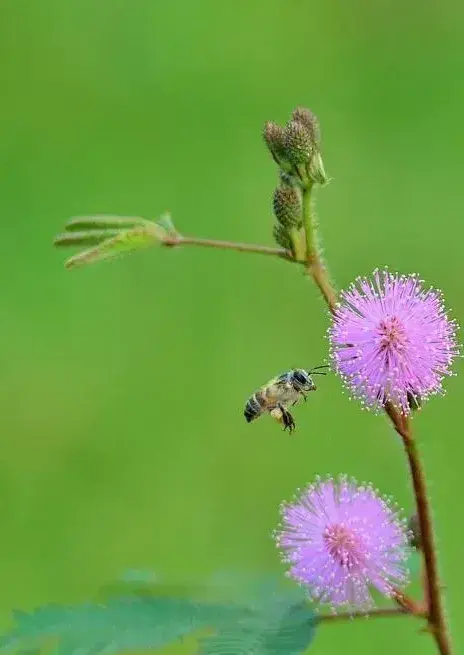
[317,605,426,624]
[387,407,452,655]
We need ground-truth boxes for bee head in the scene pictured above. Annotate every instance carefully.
[292,369,316,391]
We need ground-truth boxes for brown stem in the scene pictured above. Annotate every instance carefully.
[421,556,431,615]
[317,605,425,624]
[385,404,452,655]
[163,235,294,261]
[393,588,427,616]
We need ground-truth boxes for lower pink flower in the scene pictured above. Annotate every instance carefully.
[276,476,410,610]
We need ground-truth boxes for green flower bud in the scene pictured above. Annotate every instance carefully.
[292,107,321,145]
[273,185,302,228]
[283,120,313,166]
[272,223,292,251]
[263,121,288,167]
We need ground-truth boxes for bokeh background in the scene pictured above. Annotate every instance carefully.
[1,1,463,652]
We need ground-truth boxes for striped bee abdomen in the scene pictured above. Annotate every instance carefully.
[244,392,267,423]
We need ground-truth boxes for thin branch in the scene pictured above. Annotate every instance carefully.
[386,407,452,655]
[317,605,425,624]
[163,235,294,261]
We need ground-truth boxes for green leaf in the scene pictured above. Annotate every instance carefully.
[54,213,180,269]
[64,227,161,269]
[0,573,317,655]
[198,576,317,655]
[54,230,121,248]
[0,598,236,655]
[64,216,151,232]
[199,593,316,655]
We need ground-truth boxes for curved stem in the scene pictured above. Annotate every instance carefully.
[385,405,452,655]
[317,604,425,624]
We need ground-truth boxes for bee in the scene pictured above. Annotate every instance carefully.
[244,366,329,433]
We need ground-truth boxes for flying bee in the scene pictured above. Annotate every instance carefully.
[244,366,329,433]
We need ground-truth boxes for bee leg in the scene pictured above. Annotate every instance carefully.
[279,405,296,433]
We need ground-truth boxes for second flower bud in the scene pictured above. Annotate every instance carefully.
[273,184,302,229]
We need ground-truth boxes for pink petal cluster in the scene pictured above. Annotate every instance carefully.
[276,476,410,610]
[329,269,459,414]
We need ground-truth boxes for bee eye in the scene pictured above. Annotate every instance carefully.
[293,370,308,385]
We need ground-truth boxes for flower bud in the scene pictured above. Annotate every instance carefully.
[292,107,320,145]
[263,121,288,167]
[273,185,302,228]
[272,224,292,251]
[283,120,313,166]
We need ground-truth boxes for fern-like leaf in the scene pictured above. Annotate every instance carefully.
[64,216,151,231]
[199,581,317,655]
[63,227,160,269]
[0,573,317,655]
[0,598,238,655]
[53,213,179,269]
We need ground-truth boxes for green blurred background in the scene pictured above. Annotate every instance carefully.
[0,0,463,652]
